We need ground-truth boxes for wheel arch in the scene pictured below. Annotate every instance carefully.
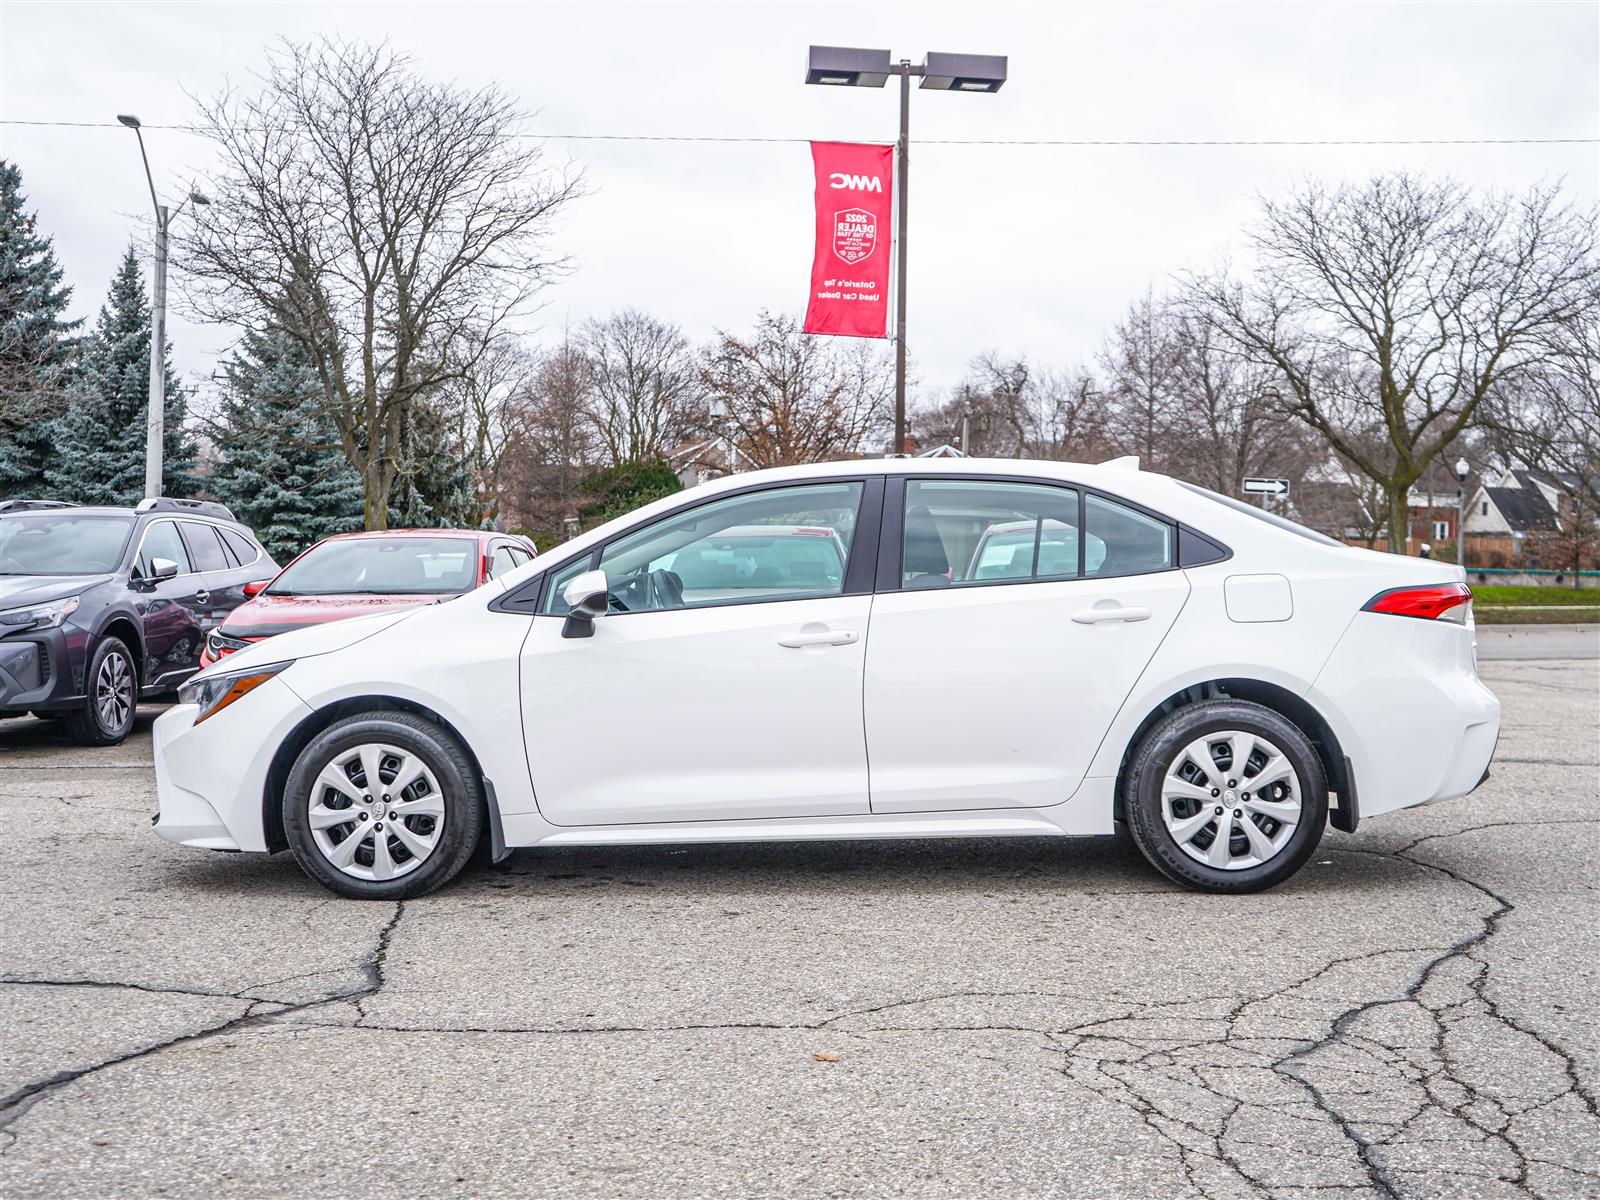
[1112,678,1356,832]
[261,694,503,856]
[95,613,145,684]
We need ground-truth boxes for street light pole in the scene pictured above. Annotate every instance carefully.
[1455,457,1470,570]
[893,61,912,456]
[805,47,1006,458]
[117,115,209,499]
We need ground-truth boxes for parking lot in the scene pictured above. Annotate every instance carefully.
[0,627,1595,1199]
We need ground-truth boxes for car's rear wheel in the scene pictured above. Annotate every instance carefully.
[62,637,137,746]
[282,711,484,900]
[1123,699,1327,893]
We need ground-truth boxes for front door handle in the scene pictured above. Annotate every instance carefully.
[778,629,859,649]
[1071,606,1151,625]
[193,590,211,606]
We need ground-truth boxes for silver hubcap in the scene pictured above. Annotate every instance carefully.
[95,651,133,731]
[1161,729,1302,870]
[308,743,445,882]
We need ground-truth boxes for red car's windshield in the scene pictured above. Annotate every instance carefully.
[266,537,478,596]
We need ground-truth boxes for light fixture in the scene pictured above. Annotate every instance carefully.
[116,113,141,129]
[918,52,1008,93]
[189,190,211,206]
[805,45,891,88]
[1455,458,1470,481]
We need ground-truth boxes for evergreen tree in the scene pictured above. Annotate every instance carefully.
[0,160,80,495]
[209,328,363,559]
[47,246,196,504]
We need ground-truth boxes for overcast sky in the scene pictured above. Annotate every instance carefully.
[2,0,1596,407]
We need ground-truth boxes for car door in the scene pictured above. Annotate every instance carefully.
[863,478,1191,814]
[517,478,879,826]
[131,519,207,687]
[179,521,243,636]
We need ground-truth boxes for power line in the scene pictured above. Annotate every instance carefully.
[1,119,1594,146]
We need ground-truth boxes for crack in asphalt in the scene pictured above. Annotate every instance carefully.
[0,902,408,1145]
[1,806,1596,1197]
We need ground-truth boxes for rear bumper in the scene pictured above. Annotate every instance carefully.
[1310,614,1500,819]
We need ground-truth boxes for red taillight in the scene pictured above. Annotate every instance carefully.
[1363,583,1473,623]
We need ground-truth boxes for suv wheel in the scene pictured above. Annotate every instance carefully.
[282,711,484,900]
[1123,699,1327,894]
[63,637,138,746]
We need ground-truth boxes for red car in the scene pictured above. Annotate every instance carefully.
[199,529,536,668]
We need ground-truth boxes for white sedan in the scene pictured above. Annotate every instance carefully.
[152,458,1499,899]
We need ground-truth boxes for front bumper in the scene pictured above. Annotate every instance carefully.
[0,625,85,713]
[152,673,313,852]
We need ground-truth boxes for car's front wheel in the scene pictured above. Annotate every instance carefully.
[1123,699,1327,893]
[282,711,484,900]
[62,636,138,746]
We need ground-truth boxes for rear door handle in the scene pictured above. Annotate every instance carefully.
[1071,606,1151,625]
[778,630,859,648]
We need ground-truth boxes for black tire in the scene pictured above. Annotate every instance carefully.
[62,637,138,746]
[282,711,484,900]
[1123,699,1327,894]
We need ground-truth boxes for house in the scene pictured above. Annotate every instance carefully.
[1464,468,1567,537]
[666,437,738,489]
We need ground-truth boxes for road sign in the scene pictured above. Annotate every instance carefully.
[1243,478,1291,496]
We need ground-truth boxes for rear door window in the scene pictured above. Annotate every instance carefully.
[900,480,1081,589]
[181,522,231,573]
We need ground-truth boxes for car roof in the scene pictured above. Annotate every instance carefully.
[315,529,492,543]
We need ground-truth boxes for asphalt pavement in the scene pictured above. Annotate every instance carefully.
[0,628,1596,1199]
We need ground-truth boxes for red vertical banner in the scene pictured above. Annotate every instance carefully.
[803,141,893,339]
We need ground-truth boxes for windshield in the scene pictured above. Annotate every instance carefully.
[1177,482,1344,547]
[0,513,133,575]
[267,537,478,596]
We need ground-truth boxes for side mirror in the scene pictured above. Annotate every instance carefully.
[242,580,269,598]
[145,557,179,585]
[561,569,609,639]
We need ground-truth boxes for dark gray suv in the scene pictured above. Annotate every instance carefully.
[0,498,280,745]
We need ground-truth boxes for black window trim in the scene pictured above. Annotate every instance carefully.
[880,472,1228,593]
[489,475,886,617]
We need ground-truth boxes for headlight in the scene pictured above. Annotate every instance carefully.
[178,661,291,725]
[0,595,80,631]
[206,630,249,658]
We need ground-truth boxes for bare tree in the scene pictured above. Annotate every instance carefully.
[1189,174,1598,551]
[1100,294,1316,493]
[917,354,1109,460]
[583,309,698,465]
[500,335,599,534]
[699,312,890,468]
[178,39,581,527]
[442,333,540,527]
[1101,293,1187,472]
